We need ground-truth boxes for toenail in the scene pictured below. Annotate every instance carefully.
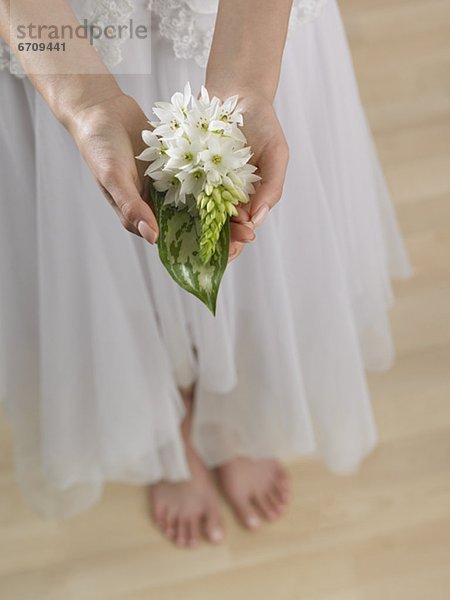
[246,515,260,529]
[210,528,224,542]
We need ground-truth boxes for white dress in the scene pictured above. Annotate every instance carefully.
[0,0,412,518]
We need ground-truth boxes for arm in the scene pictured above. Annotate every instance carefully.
[0,0,120,119]
[0,0,159,244]
[206,0,292,256]
[207,0,293,103]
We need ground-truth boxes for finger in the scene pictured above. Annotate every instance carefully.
[229,241,245,262]
[231,204,252,224]
[230,221,255,245]
[250,141,289,225]
[100,167,159,245]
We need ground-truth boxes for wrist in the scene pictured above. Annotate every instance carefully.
[43,74,123,131]
[204,81,275,105]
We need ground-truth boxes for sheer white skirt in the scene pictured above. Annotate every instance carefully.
[0,0,412,518]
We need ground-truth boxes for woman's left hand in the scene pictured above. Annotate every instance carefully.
[217,92,289,262]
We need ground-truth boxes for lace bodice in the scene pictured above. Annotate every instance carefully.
[0,0,329,77]
[150,0,329,68]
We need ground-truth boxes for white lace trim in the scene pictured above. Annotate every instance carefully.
[85,0,134,69]
[150,0,330,68]
[0,0,329,78]
[0,0,134,78]
[290,0,329,28]
[0,38,26,78]
[149,0,215,69]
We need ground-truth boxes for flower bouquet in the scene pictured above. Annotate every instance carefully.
[137,83,259,315]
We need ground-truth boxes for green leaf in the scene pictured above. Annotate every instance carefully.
[151,188,230,316]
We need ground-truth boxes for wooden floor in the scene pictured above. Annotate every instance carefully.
[1,1,450,598]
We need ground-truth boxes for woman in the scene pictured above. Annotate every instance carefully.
[0,0,411,548]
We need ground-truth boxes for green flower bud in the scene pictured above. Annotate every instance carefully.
[229,188,241,201]
[222,190,234,203]
[196,184,242,264]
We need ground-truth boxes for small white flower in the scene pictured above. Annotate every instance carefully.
[151,170,186,206]
[177,168,206,198]
[186,87,234,140]
[231,163,261,200]
[199,137,249,176]
[214,94,244,126]
[170,81,192,116]
[136,130,169,175]
[150,83,192,140]
[205,169,222,187]
[165,137,202,172]
[196,86,220,113]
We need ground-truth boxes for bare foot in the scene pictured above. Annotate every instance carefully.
[217,457,290,530]
[150,388,224,548]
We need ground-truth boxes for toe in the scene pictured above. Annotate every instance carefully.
[253,493,278,521]
[233,497,261,530]
[165,512,177,541]
[268,487,287,514]
[187,517,201,548]
[203,510,225,544]
[274,470,290,502]
[276,466,290,488]
[176,518,189,548]
[276,479,290,505]
[153,503,168,531]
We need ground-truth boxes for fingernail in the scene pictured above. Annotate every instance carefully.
[243,233,256,243]
[138,220,158,244]
[210,528,224,542]
[246,515,260,529]
[251,205,269,227]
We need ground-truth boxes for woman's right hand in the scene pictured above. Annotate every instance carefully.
[68,93,160,245]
